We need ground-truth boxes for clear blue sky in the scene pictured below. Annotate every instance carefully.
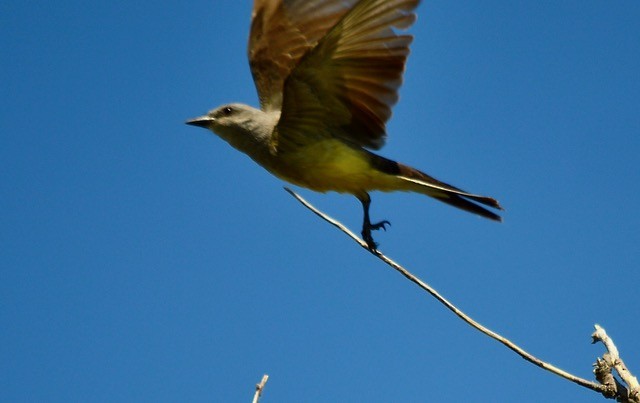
[2,1,639,402]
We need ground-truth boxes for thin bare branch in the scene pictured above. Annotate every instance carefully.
[285,187,605,394]
[252,374,269,403]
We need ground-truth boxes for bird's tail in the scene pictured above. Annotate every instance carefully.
[400,173,503,221]
[368,153,503,221]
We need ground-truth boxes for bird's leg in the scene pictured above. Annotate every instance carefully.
[358,193,390,251]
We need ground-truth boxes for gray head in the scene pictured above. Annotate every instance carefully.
[186,103,279,155]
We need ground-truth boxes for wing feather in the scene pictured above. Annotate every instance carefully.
[277,0,421,150]
[249,0,359,111]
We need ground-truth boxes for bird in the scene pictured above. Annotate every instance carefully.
[186,0,503,250]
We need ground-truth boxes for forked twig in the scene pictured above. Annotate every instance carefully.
[284,187,606,395]
[592,325,640,402]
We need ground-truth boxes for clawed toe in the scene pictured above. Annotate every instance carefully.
[361,220,391,251]
[369,220,390,231]
[361,229,379,251]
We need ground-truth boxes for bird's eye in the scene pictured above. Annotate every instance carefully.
[222,107,233,116]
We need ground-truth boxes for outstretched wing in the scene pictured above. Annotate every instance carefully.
[276,0,420,151]
[249,0,359,112]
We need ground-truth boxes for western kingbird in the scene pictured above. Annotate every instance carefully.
[187,0,503,250]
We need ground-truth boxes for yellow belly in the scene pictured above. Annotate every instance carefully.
[269,140,403,195]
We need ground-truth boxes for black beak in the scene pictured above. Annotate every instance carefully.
[185,116,213,128]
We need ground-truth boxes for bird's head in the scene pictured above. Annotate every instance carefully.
[186,103,261,132]
[186,103,278,153]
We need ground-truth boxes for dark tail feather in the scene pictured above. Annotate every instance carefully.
[433,193,502,222]
[366,152,503,220]
[399,168,504,221]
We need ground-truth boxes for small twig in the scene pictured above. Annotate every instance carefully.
[592,325,640,402]
[252,374,269,403]
[284,188,605,394]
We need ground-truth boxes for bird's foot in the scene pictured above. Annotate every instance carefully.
[361,220,391,251]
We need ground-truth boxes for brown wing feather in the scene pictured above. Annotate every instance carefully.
[277,0,420,150]
[248,0,359,111]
